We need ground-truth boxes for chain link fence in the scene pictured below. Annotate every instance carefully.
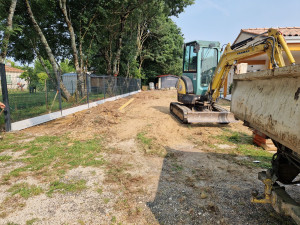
[0,64,141,131]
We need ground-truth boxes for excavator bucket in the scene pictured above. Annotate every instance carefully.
[170,102,237,124]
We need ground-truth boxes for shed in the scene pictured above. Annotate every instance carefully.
[62,73,111,94]
[157,75,179,89]
[62,73,91,94]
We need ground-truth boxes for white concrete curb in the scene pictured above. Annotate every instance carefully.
[11,90,141,131]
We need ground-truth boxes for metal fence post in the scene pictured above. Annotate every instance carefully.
[0,63,11,131]
[57,71,62,115]
[86,73,89,108]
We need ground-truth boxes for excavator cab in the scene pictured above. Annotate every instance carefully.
[180,40,220,97]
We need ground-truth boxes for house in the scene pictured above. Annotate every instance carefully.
[157,75,179,89]
[225,27,300,95]
[3,64,26,90]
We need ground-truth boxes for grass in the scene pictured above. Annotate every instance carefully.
[0,155,12,162]
[137,132,152,146]
[213,129,273,168]
[26,218,38,225]
[172,163,183,171]
[136,131,166,157]
[2,135,105,182]
[0,133,31,153]
[47,179,87,197]
[96,187,103,195]
[103,198,110,204]
[8,182,43,199]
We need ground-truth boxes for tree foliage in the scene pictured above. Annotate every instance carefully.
[1,0,194,86]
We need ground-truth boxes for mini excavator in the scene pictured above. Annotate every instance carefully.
[170,28,296,123]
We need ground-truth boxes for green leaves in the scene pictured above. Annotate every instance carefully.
[3,0,193,81]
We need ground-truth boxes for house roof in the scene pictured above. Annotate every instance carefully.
[5,65,24,73]
[241,27,300,36]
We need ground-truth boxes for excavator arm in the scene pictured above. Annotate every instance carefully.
[208,28,296,102]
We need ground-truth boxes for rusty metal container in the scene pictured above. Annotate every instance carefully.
[231,65,300,153]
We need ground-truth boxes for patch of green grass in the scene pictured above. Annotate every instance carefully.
[216,131,252,145]
[26,218,38,225]
[137,132,152,146]
[8,183,43,199]
[172,163,183,171]
[111,216,117,223]
[214,129,273,168]
[96,188,103,195]
[0,133,30,153]
[77,220,85,225]
[136,132,166,157]
[2,136,105,182]
[47,179,87,197]
[0,155,12,162]
[103,198,110,204]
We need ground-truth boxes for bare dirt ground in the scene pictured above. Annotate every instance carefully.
[0,90,296,225]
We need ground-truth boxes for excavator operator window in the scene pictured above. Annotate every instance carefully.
[183,44,197,72]
[200,48,218,87]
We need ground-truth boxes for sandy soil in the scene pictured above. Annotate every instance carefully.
[0,90,296,225]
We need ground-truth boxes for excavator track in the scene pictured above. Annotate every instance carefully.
[170,102,237,124]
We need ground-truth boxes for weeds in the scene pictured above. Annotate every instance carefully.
[136,132,166,157]
[26,218,38,225]
[2,136,105,182]
[0,155,12,162]
[103,198,110,204]
[213,129,273,168]
[47,179,87,197]
[8,183,43,199]
[137,132,152,146]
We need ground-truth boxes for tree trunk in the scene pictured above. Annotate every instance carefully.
[112,12,130,76]
[58,0,84,97]
[25,0,71,101]
[0,0,18,63]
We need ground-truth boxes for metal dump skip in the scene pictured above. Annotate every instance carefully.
[231,65,300,154]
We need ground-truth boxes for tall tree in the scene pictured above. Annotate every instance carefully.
[0,0,18,63]
[58,0,84,96]
[24,0,71,100]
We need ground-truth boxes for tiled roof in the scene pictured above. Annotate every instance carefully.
[241,27,300,36]
[5,65,24,73]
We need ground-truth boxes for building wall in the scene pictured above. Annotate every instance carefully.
[5,71,28,90]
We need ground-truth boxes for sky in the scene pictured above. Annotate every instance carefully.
[172,0,300,46]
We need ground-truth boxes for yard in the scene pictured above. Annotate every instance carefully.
[0,90,297,224]
[0,90,106,125]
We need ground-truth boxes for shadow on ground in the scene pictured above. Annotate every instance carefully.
[147,147,295,225]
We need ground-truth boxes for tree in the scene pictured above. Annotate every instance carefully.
[24,0,71,100]
[0,0,18,63]
[3,0,194,89]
